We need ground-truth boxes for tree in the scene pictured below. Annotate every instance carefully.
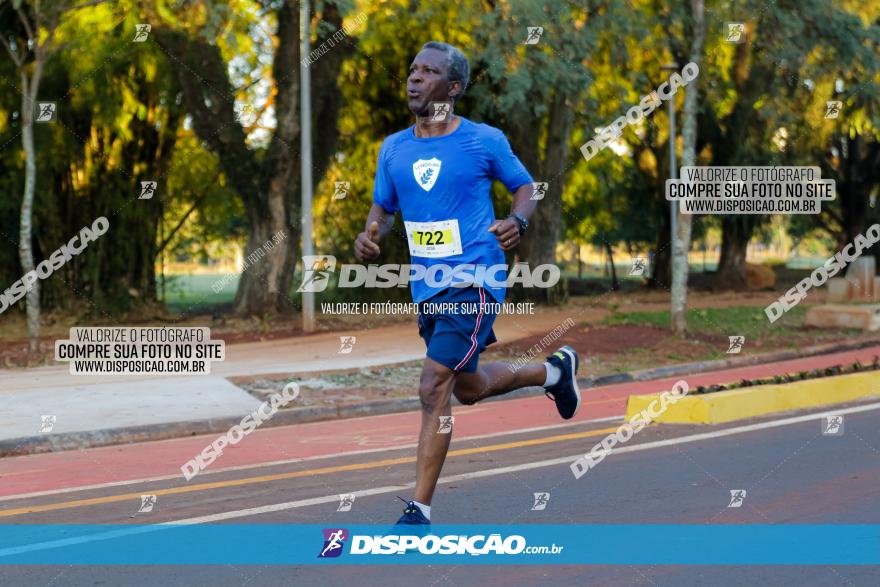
[1,2,190,320]
[0,0,108,350]
[803,26,880,251]
[706,0,877,288]
[670,0,705,333]
[470,0,641,302]
[153,0,350,315]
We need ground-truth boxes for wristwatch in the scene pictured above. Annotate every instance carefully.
[508,212,529,235]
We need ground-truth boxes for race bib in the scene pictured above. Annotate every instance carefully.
[404,219,463,258]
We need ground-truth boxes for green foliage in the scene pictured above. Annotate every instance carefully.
[0,0,240,316]
[161,134,243,265]
[605,304,810,340]
[2,0,878,322]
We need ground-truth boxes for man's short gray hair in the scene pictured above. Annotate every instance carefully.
[421,41,470,101]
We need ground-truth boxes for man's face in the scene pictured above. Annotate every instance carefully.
[407,48,459,116]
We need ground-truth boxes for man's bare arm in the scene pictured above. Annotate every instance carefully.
[488,183,536,251]
[354,204,395,260]
[510,183,537,221]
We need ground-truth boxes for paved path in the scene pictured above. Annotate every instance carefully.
[0,309,585,391]
[0,309,583,444]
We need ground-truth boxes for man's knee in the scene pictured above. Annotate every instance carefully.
[452,381,479,405]
[419,363,454,414]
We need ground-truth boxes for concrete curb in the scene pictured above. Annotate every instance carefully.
[581,338,880,388]
[625,371,880,424]
[1,338,877,458]
[0,397,424,458]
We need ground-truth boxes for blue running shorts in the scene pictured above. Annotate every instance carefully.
[417,286,498,373]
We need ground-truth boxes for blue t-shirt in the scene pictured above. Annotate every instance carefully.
[372,117,533,304]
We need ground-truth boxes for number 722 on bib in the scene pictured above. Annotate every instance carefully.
[404,219,463,258]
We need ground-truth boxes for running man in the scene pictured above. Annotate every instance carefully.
[354,41,581,526]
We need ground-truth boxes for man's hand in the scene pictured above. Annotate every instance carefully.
[488,217,521,251]
[354,221,381,261]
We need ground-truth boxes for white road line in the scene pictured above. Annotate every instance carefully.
[0,415,624,502]
[441,401,880,481]
[3,401,878,558]
[0,484,415,558]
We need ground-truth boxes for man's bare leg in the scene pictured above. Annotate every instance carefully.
[453,362,546,405]
[409,354,574,512]
[412,358,458,506]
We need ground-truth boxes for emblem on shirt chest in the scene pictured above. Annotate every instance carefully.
[412,158,442,192]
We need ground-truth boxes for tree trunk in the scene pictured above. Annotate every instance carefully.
[516,91,574,304]
[839,134,877,246]
[507,118,542,266]
[233,0,301,315]
[671,0,705,334]
[532,92,573,265]
[577,244,583,279]
[649,210,672,288]
[20,71,41,352]
[837,133,880,262]
[234,214,298,314]
[604,240,619,290]
[715,217,750,289]
[710,37,760,289]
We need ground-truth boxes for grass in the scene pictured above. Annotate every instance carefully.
[603,304,811,341]
[582,303,867,377]
[691,358,880,394]
[160,274,237,313]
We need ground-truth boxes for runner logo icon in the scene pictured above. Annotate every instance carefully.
[298,255,338,292]
[531,492,550,511]
[825,101,842,119]
[629,258,647,276]
[138,495,157,513]
[319,528,349,558]
[725,23,745,43]
[530,181,548,200]
[524,26,543,45]
[437,415,454,434]
[337,494,356,512]
[726,336,745,354]
[338,336,357,354]
[39,415,57,433]
[727,490,746,508]
[822,415,844,436]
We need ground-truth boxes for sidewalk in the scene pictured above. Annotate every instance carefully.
[0,309,582,449]
[0,308,583,390]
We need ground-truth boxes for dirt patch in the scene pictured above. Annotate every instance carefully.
[241,364,422,407]
[483,323,731,377]
[505,324,669,356]
[492,323,727,358]
[0,338,58,369]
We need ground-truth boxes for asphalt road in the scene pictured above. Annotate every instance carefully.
[1,394,879,586]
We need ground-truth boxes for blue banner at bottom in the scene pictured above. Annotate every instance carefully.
[0,524,878,565]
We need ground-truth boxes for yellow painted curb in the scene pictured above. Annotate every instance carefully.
[625,371,880,424]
